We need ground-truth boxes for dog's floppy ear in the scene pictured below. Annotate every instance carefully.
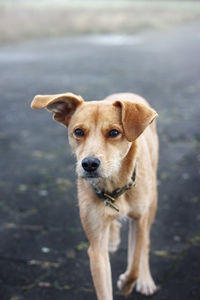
[31,92,83,125]
[113,100,158,142]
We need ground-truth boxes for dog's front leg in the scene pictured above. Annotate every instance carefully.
[80,206,113,300]
[117,215,147,297]
[88,235,112,300]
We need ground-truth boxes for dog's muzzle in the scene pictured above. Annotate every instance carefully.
[81,157,100,178]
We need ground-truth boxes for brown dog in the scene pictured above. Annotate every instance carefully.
[31,92,159,299]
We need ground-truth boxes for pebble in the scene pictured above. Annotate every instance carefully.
[18,184,28,192]
[38,190,48,197]
[41,247,51,253]
[173,235,181,242]
[182,173,190,180]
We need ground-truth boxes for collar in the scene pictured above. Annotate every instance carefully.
[91,162,137,212]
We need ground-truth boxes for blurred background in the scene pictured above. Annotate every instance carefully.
[1,0,200,44]
[0,1,200,300]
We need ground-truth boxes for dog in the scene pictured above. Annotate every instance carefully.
[31,92,159,299]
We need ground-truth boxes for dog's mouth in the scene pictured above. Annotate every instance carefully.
[80,171,100,179]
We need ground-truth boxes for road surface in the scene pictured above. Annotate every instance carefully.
[0,21,200,300]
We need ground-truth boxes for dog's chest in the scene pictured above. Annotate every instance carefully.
[114,191,149,219]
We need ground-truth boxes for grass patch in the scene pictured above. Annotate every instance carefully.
[1,0,200,44]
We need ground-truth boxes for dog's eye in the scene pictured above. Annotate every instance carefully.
[108,129,120,138]
[74,128,84,137]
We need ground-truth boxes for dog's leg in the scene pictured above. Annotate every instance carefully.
[136,197,157,295]
[127,218,137,270]
[80,207,113,300]
[135,227,157,295]
[108,219,121,253]
[117,216,147,297]
[88,225,113,300]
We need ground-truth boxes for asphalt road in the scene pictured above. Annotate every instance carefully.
[0,21,200,300]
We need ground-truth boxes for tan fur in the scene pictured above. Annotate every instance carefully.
[31,92,159,299]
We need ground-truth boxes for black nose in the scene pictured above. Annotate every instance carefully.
[82,157,100,173]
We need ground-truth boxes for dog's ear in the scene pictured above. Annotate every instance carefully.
[31,92,83,125]
[113,100,158,142]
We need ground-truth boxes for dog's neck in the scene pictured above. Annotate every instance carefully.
[88,141,138,194]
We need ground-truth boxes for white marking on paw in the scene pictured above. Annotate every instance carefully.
[136,278,157,295]
[117,272,136,296]
[108,242,119,253]
[117,273,127,290]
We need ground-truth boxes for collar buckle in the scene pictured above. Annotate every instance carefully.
[104,194,119,212]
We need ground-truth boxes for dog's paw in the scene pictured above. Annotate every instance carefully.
[108,242,120,253]
[136,277,157,296]
[117,273,136,297]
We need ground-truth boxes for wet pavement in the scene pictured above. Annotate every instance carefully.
[0,21,200,300]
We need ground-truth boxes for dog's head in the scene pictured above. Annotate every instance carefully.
[31,93,157,180]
